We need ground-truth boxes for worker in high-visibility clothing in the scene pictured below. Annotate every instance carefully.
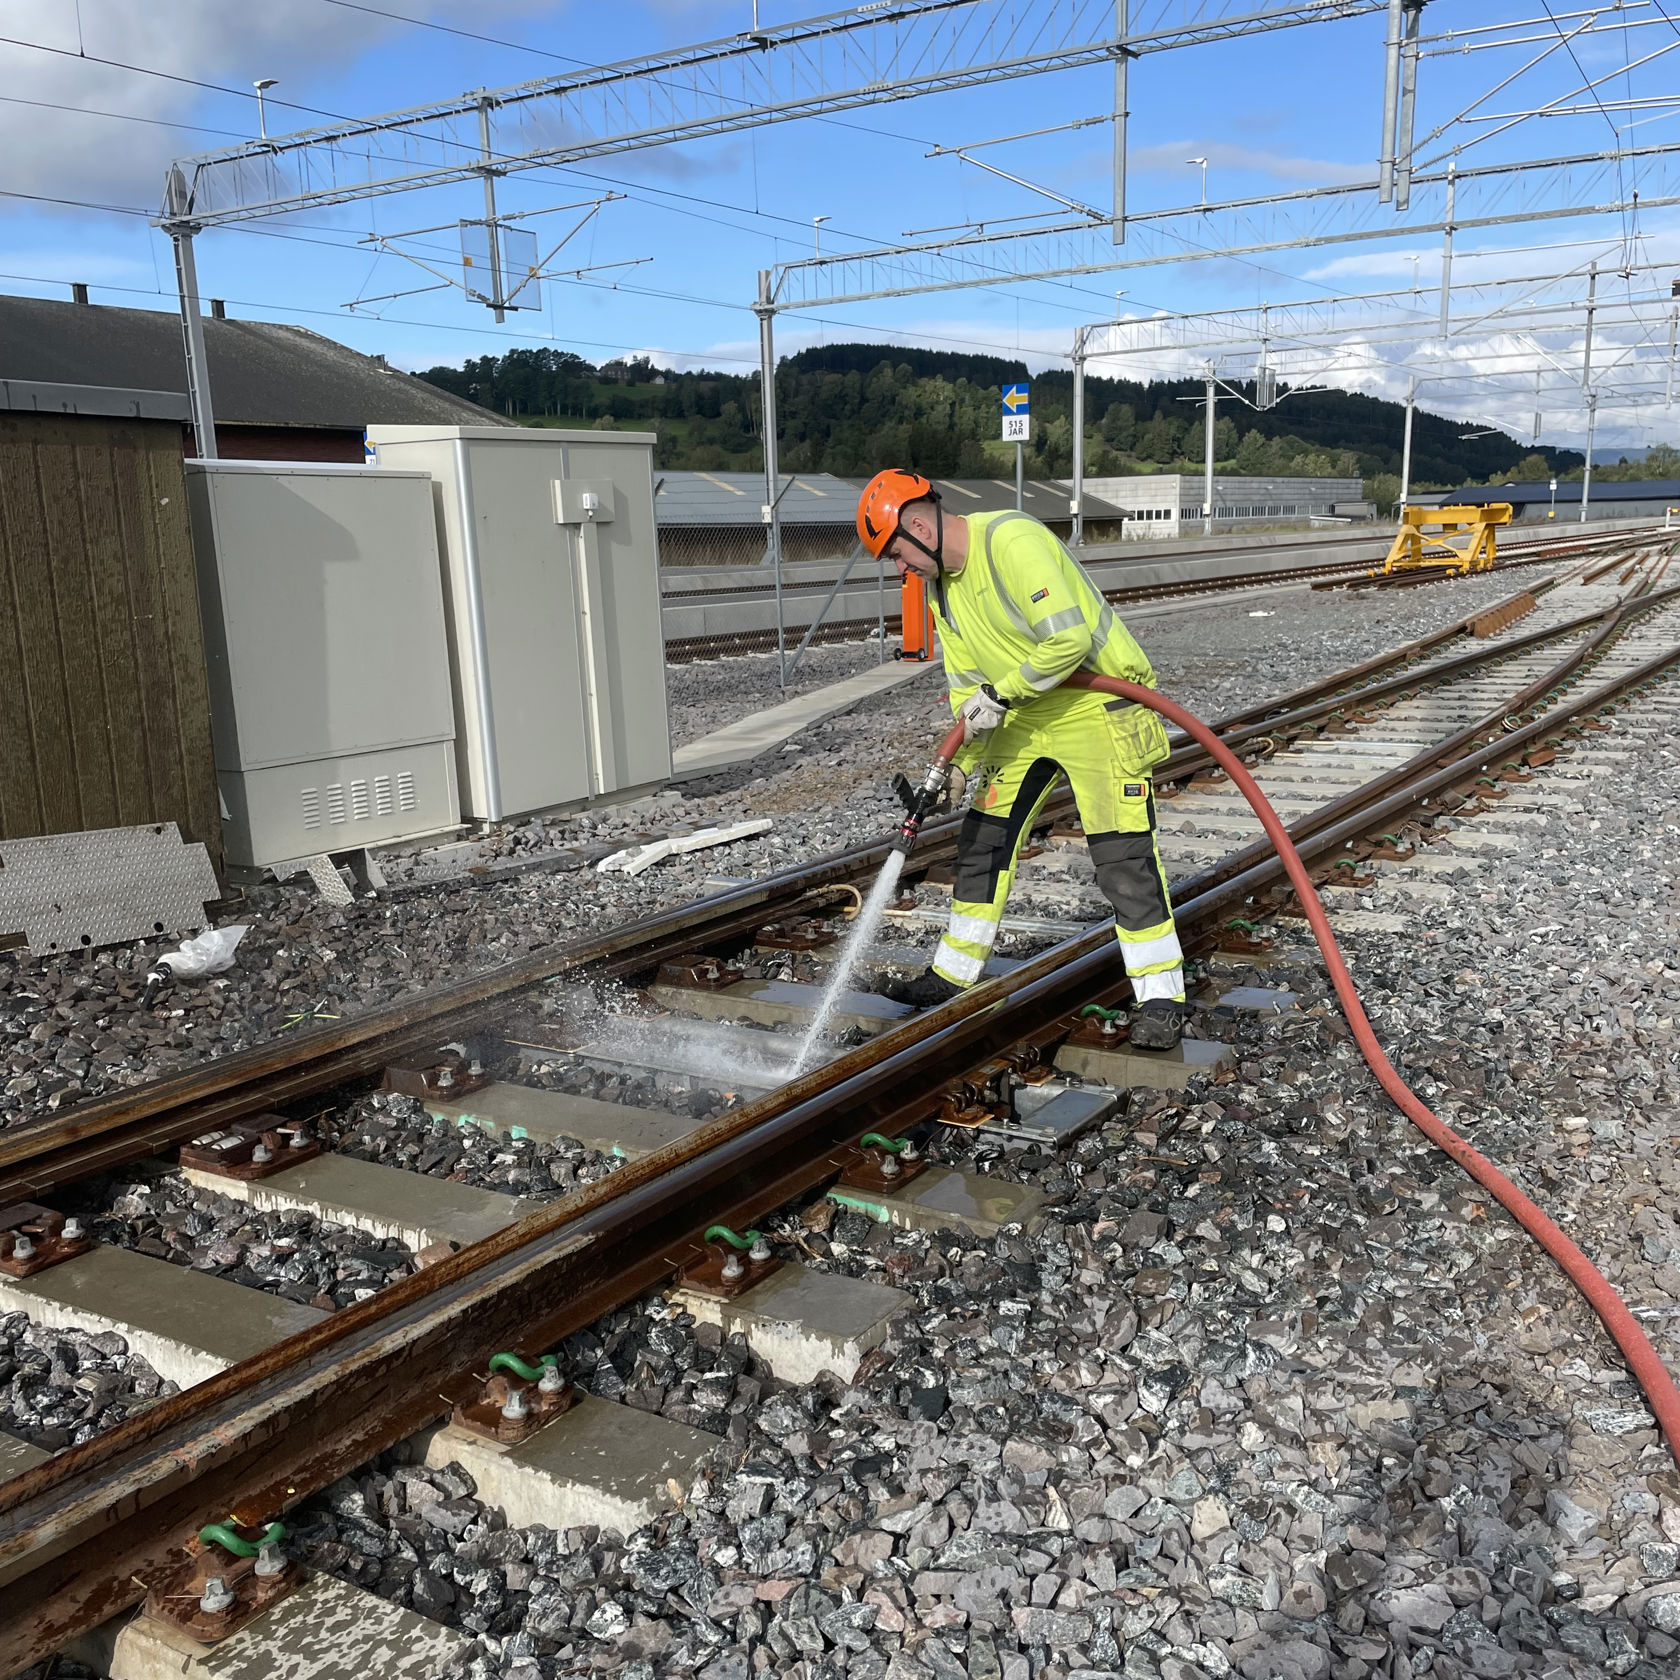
[857,468,1187,1049]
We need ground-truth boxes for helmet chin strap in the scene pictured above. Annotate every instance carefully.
[897,500,947,611]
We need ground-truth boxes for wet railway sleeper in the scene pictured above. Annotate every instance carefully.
[2,555,1679,1670]
[0,553,1648,1211]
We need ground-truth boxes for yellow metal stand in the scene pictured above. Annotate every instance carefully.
[1380,503,1512,575]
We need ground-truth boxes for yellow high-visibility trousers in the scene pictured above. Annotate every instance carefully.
[931,688,1183,1000]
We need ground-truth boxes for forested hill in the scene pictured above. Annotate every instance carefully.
[416,341,1586,489]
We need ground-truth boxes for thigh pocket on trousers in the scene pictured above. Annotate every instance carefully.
[1104,698,1171,773]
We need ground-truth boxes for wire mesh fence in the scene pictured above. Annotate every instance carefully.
[657,523,860,581]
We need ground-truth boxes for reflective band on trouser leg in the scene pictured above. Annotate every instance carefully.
[1130,968,1186,1004]
[931,909,1001,988]
[1117,925,1185,1003]
[1116,927,1183,973]
[1115,927,1182,1001]
[931,942,986,986]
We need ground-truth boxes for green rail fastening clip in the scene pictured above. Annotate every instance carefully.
[199,1521,284,1558]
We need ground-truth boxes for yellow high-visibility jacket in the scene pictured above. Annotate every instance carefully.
[931,509,1157,768]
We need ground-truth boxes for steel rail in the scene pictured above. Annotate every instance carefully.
[1,620,1677,1671]
[1159,579,1680,901]
[0,560,1645,1207]
[659,528,1659,663]
[1157,577,1667,777]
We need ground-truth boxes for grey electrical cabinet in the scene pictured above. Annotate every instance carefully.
[185,461,459,869]
[365,425,671,821]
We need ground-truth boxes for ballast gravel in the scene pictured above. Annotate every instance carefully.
[268,671,1680,1680]
[0,564,1558,1133]
[10,555,1677,1680]
[65,1171,417,1311]
[0,1314,171,1453]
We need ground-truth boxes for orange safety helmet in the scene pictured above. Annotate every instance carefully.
[856,468,938,559]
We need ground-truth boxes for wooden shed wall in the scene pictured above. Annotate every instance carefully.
[0,411,222,871]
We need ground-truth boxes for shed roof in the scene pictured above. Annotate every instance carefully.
[0,295,507,431]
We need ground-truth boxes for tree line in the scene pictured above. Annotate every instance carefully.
[415,343,1597,492]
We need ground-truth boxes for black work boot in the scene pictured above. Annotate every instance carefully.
[880,966,966,1009]
[1128,999,1187,1051]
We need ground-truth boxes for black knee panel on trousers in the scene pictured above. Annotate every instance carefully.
[952,757,1061,903]
[1087,829,1172,932]
[952,810,1017,904]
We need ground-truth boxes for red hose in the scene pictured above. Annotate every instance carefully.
[1065,672,1680,1467]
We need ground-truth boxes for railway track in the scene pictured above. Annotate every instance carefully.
[660,522,1660,663]
[1,534,1678,1673]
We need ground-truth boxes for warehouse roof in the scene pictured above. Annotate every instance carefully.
[1420,479,1680,506]
[652,470,1126,525]
[0,295,507,431]
[653,470,859,524]
[911,478,1128,521]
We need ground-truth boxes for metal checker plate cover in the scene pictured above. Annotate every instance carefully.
[0,824,220,956]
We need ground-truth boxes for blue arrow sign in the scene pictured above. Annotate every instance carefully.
[1001,382,1030,414]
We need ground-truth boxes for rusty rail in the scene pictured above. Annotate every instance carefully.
[0,532,1668,1669]
[0,567,1623,1208]
[1,622,1676,1670]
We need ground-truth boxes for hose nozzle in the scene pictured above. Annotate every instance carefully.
[892,762,949,854]
[892,720,968,856]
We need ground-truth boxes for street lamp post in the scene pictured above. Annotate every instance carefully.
[253,78,278,141]
[812,215,831,258]
[1186,157,1208,205]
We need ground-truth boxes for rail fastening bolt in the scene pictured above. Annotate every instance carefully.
[61,1218,83,1241]
[12,1236,33,1261]
[254,1542,286,1578]
[501,1387,530,1422]
[199,1576,236,1615]
[539,1362,566,1394]
[748,1235,772,1263]
[721,1252,744,1281]
[251,1143,272,1164]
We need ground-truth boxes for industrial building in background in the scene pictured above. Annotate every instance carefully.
[1415,478,1680,525]
[1073,473,1371,538]
[654,471,1131,572]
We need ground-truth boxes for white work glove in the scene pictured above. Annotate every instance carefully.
[936,765,968,814]
[958,684,1009,742]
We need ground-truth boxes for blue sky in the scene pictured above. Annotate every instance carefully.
[2,1,1678,446]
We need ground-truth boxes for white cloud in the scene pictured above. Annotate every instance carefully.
[0,0,558,208]
[1303,249,1442,283]
[1128,141,1371,188]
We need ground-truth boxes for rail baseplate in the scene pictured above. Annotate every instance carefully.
[1380,503,1513,576]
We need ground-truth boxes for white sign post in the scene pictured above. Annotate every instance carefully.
[1001,383,1030,509]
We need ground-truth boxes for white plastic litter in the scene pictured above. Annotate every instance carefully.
[598,839,676,878]
[596,820,773,877]
[155,924,249,979]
